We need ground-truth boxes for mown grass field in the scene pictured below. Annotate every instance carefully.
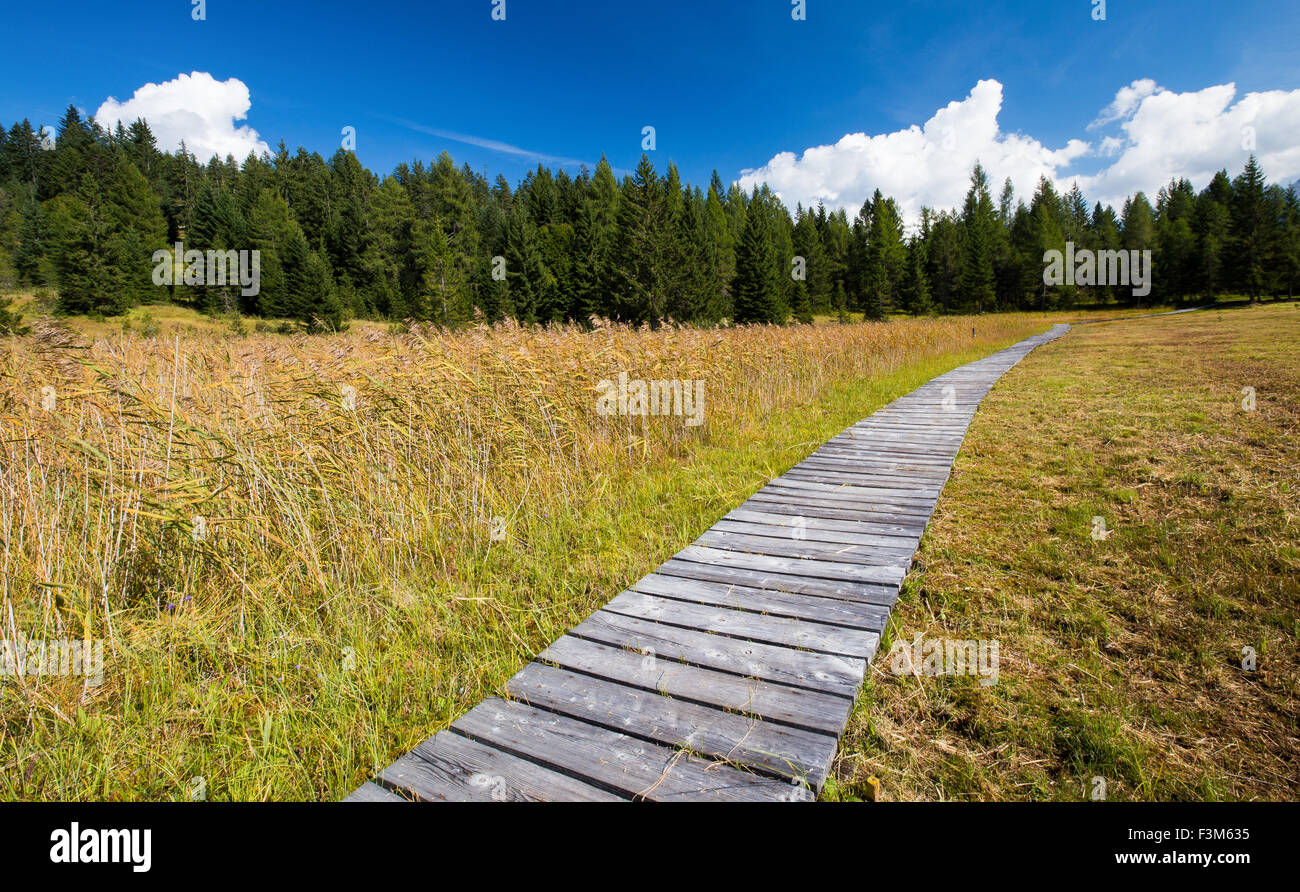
[1,307,1067,801]
[829,302,1300,801]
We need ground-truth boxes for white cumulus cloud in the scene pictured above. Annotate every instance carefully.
[95,72,270,162]
[738,80,1088,225]
[739,77,1300,226]
[1078,79,1300,209]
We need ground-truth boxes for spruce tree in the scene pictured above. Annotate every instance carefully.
[609,155,666,324]
[732,194,782,324]
[959,163,997,313]
[863,189,905,319]
[899,237,933,315]
[1231,155,1268,300]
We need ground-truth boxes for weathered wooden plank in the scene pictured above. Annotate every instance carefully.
[856,418,968,428]
[752,483,936,507]
[846,429,966,440]
[832,427,967,440]
[571,609,869,696]
[866,412,973,421]
[696,527,913,568]
[779,467,947,490]
[823,439,963,458]
[758,479,947,505]
[792,459,950,480]
[790,465,946,486]
[712,517,918,551]
[656,557,900,606]
[773,472,943,496]
[603,589,879,658]
[814,445,956,464]
[504,662,839,786]
[723,505,923,540]
[764,478,940,507]
[742,493,931,527]
[807,448,955,465]
[785,469,947,488]
[453,698,813,802]
[853,421,968,431]
[343,782,410,802]
[538,634,853,735]
[631,572,890,631]
[380,730,624,801]
[655,559,899,608]
[862,422,968,431]
[673,545,907,586]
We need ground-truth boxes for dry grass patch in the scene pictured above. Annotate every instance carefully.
[1,311,1051,800]
[830,303,1300,801]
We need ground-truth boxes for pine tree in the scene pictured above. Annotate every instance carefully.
[926,211,963,313]
[790,279,813,323]
[571,155,619,321]
[731,193,782,323]
[659,162,696,321]
[1030,177,1067,309]
[1231,155,1268,300]
[704,183,735,316]
[899,237,933,315]
[792,206,829,313]
[246,187,298,317]
[14,187,47,284]
[863,189,905,319]
[414,217,471,326]
[959,163,997,313]
[609,155,667,324]
[503,203,551,322]
[40,105,94,201]
[1089,202,1122,305]
[4,121,45,187]
[1194,174,1232,298]
[1155,179,1198,303]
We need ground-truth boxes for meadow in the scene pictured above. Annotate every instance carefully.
[1,305,1070,800]
[831,302,1300,801]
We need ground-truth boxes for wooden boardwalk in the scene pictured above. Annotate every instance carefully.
[347,324,1072,802]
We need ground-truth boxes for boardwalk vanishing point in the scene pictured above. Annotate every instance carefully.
[347,324,1072,802]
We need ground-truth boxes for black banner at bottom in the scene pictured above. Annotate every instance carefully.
[0,801,1282,880]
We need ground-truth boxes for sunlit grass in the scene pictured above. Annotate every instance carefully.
[1,309,1054,800]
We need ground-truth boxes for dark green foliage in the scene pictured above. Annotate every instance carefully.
[0,293,26,334]
[899,236,932,315]
[731,191,784,324]
[959,164,997,313]
[862,189,905,320]
[3,110,1297,330]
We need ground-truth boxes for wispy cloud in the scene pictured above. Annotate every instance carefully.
[381,115,592,169]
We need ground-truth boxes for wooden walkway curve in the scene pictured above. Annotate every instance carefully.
[346,323,1072,802]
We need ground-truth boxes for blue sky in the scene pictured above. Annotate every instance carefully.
[2,0,1298,213]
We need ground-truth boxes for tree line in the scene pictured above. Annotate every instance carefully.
[1,105,1298,331]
